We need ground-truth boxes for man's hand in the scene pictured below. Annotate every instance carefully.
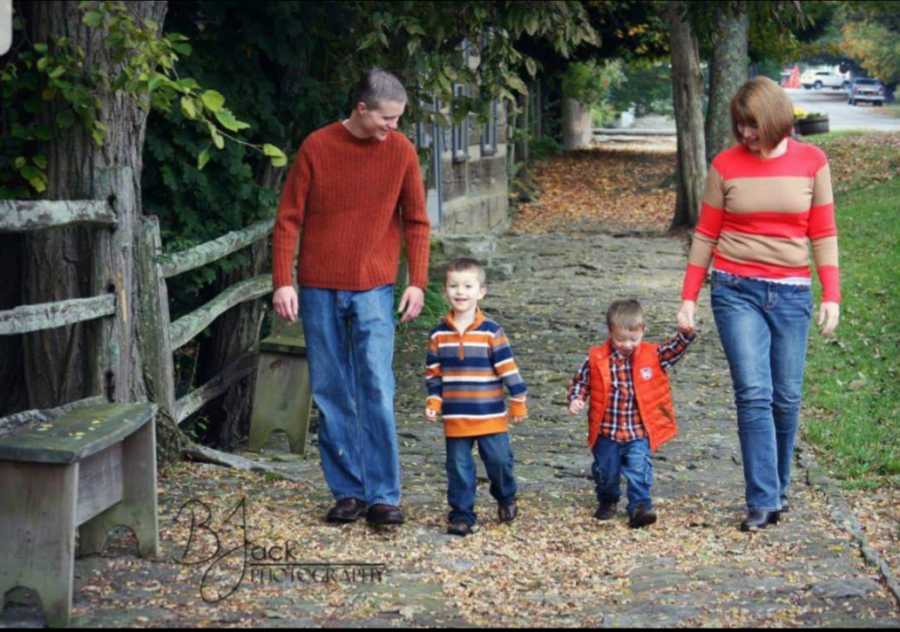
[677,300,696,332]
[425,408,438,422]
[398,285,425,323]
[568,399,585,415]
[273,285,298,322]
[817,301,840,336]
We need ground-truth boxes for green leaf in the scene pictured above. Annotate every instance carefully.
[263,143,287,167]
[48,66,65,79]
[201,89,225,112]
[36,56,48,71]
[14,157,26,170]
[214,108,250,132]
[208,123,224,149]
[197,147,210,170]
[172,42,192,56]
[525,58,537,78]
[174,78,199,93]
[33,155,48,169]
[180,96,197,119]
[82,11,103,28]
[33,43,48,53]
[506,75,528,95]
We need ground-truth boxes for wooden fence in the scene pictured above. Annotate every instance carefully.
[137,216,273,426]
[0,172,275,430]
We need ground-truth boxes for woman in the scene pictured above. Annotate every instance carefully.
[676,76,840,532]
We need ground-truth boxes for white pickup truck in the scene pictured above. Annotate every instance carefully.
[800,69,849,90]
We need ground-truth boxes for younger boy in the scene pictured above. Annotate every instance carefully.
[567,299,695,528]
[425,257,527,537]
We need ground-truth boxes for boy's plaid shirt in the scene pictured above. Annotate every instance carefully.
[567,331,695,443]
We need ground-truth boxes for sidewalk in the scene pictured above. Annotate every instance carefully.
[3,227,897,627]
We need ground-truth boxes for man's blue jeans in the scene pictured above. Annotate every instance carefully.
[710,271,812,512]
[300,284,400,506]
[445,433,517,526]
[592,437,653,515]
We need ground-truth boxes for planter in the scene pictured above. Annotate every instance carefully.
[795,115,829,135]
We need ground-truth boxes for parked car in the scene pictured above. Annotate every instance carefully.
[801,69,849,90]
[847,78,886,106]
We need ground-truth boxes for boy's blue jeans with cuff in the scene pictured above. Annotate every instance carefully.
[710,271,812,512]
[446,432,517,526]
[592,437,653,515]
[300,284,401,507]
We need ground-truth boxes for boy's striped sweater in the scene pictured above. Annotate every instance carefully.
[425,309,527,438]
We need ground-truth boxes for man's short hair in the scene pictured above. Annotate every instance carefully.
[353,68,408,110]
[607,299,644,331]
[445,257,486,285]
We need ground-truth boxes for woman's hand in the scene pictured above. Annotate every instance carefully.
[677,300,696,332]
[817,301,840,336]
[568,399,585,415]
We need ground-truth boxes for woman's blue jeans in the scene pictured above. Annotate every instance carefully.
[445,433,517,526]
[710,271,812,512]
[300,284,400,507]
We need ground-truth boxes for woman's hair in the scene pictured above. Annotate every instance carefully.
[730,76,795,151]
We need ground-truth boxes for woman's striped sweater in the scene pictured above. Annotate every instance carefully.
[682,138,840,303]
[425,309,527,438]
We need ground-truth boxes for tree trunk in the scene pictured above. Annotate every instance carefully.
[0,235,26,415]
[195,164,283,450]
[705,3,748,163]
[668,1,707,229]
[561,97,593,151]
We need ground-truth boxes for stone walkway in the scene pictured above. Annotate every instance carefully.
[3,229,898,627]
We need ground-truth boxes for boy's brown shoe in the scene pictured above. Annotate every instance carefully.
[628,504,657,529]
[498,500,518,523]
[447,522,474,537]
[594,501,617,521]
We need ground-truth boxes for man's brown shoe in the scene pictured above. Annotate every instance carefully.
[498,500,518,523]
[325,498,367,523]
[366,503,405,525]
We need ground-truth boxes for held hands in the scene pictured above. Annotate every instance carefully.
[676,299,696,335]
[568,399,585,416]
[425,408,438,422]
[273,286,299,322]
[510,415,526,425]
[818,301,840,336]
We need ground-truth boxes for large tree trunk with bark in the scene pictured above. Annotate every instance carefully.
[561,97,593,151]
[0,236,26,415]
[705,3,749,163]
[668,1,707,229]
[17,1,185,461]
[195,167,281,450]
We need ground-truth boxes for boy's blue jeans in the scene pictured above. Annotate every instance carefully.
[300,284,401,507]
[446,433,517,526]
[592,437,653,515]
[710,271,812,512]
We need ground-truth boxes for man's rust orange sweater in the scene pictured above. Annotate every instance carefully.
[272,121,431,291]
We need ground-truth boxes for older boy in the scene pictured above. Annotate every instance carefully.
[567,299,695,528]
[425,258,527,536]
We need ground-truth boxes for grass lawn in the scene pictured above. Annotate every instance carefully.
[801,131,900,489]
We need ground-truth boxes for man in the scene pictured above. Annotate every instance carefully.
[271,68,430,526]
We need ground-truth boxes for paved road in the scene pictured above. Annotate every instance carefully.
[784,87,898,131]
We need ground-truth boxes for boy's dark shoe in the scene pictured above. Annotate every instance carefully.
[325,498,367,523]
[498,500,518,523]
[628,504,657,529]
[740,509,779,532]
[366,503,405,525]
[447,522,474,537]
[594,501,618,521]
[780,498,790,513]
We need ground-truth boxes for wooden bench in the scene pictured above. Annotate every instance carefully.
[0,400,158,627]
[248,314,313,456]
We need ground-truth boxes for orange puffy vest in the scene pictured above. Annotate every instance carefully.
[587,340,677,452]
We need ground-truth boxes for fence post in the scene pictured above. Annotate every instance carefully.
[91,167,136,403]
[135,216,177,418]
